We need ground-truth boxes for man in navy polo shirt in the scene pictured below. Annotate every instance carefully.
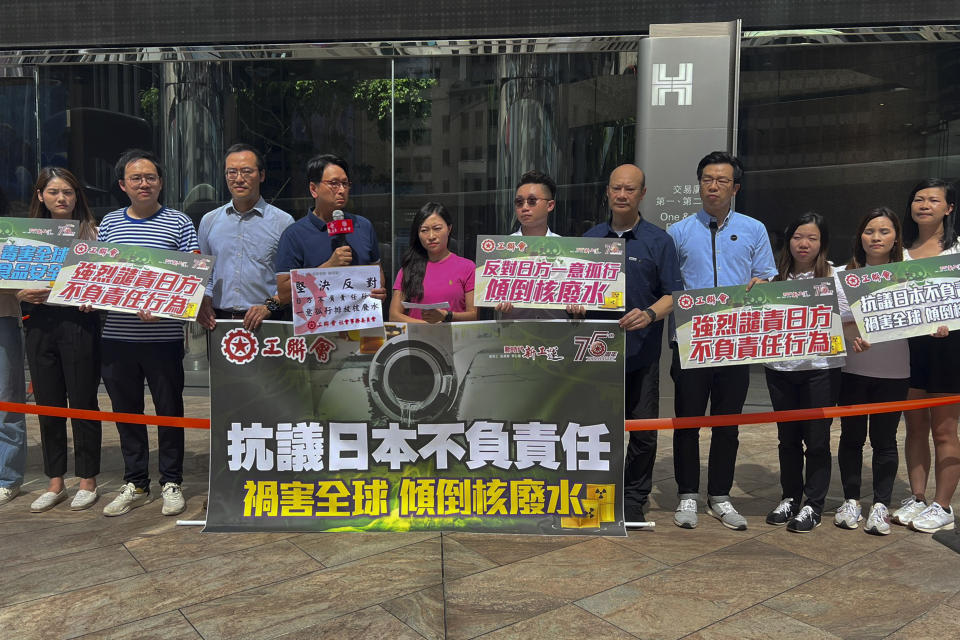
[584,163,682,526]
[274,154,386,305]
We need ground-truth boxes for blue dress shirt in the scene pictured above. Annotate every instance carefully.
[199,197,294,310]
[667,209,777,289]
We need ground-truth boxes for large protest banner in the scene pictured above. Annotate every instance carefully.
[0,217,78,288]
[474,235,626,311]
[838,254,960,343]
[47,240,214,321]
[673,279,845,369]
[206,320,626,536]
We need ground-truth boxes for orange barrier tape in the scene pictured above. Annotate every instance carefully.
[5,394,960,433]
[626,395,960,431]
[0,401,210,430]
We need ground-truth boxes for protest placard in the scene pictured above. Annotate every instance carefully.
[0,217,78,288]
[474,235,626,311]
[48,240,214,320]
[673,278,844,369]
[290,265,382,336]
[838,254,960,343]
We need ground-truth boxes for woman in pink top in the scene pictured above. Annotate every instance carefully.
[389,202,477,324]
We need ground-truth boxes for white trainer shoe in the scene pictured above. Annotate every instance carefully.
[161,482,186,516]
[103,483,152,517]
[910,502,956,533]
[834,499,863,530]
[864,503,891,536]
[891,496,926,526]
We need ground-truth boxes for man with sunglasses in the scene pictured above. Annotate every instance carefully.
[274,154,386,306]
[667,150,776,531]
[197,144,293,331]
[496,170,566,320]
[584,163,682,526]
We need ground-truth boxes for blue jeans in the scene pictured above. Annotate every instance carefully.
[0,316,27,488]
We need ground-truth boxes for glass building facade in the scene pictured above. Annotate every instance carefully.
[1,25,958,314]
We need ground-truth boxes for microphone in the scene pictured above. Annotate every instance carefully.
[328,209,356,264]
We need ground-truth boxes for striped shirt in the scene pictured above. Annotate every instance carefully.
[97,207,200,342]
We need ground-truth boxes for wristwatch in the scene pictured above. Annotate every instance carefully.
[264,297,282,315]
[443,310,453,323]
[643,308,656,323]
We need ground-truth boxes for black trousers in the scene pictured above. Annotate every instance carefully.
[623,361,660,518]
[101,340,185,490]
[765,366,840,514]
[671,345,750,497]
[24,308,102,479]
[838,372,909,507]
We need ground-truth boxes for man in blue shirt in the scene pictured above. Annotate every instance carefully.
[198,144,293,330]
[667,151,777,531]
[584,164,682,525]
[273,154,386,305]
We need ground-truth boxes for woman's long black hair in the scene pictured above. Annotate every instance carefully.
[400,202,452,302]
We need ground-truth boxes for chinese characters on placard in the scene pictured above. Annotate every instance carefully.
[474,235,626,311]
[47,241,214,320]
[290,265,383,336]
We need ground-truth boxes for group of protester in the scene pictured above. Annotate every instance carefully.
[0,145,956,539]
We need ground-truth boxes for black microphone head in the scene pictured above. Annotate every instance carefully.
[709,219,718,230]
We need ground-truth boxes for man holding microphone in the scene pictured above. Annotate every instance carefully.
[274,154,386,305]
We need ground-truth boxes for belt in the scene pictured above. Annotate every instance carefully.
[213,308,248,320]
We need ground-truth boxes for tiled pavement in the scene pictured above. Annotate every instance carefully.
[2,379,960,639]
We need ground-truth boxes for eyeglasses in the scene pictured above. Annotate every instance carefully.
[699,177,734,187]
[514,196,551,208]
[125,174,159,185]
[321,180,351,191]
[225,168,258,180]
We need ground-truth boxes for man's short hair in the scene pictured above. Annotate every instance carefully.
[306,154,350,185]
[225,143,265,171]
[516,170,556,200]
[115,149,163,182]
[696,151,743,183]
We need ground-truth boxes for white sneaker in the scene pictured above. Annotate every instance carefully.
[161,482,186,516]
[891,496,926,526]
[834,499,863,530]
[0,485,20,506]
[910,502,956,533]
[103,483,152,517]
[864,503,891,535]
[30,489,68,513]
[70,488,100,511]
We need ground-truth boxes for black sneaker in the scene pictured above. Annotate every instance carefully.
[786,505,821,533]
[766,498,799,526]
